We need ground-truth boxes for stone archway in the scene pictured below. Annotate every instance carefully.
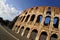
[30,29,38,40]
[16,26,20,32]
[23,28,30,37]
[19,26,24,35]
[50,34,58,40]
[39,32,47,40]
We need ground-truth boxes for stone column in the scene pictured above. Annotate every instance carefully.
[33,15,38,24]
[58,15,60,40]
[26,14,32,24]
[27,29,32,39]
[35,31,41,40]
[46,32,50,40]
[22,15,27,23]
[21,27,26,36]
[50,8,54,29]
[20,16,24,22]
[40,12,46,26]
[58,15,60,30]
[17,25,22,33]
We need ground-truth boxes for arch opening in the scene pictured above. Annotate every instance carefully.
[36,15,42,23]
[44,16,51,26]
[39,32,47,40]
[16,26,20,32]
[23,28,30,37]
[53,17,59,28]
[50,34,58,40]
[30,29,38,40]
[19,26,24,35]
[25,15,30,22]
[46,11,51,15]
[21,16,25,22]
[30,14,35,21]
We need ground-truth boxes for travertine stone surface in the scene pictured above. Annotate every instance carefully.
[12,6,60,40]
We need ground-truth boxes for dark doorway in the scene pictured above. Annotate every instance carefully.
[50,34,58,40]
[39,32,47,40]
[30,29,38,40]
[23,28,30,37]
[19,26,24,35]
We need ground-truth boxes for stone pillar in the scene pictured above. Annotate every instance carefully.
[35,31,41,40]
[17,25,22,33]
[58,16,60,30]
[26,14,32,23]
[20,16,24,22]
[49,18,54,30]
[46,33,50,40]
[21,27,26,36]
[58,15,60,40]
[27,29,32,39]
[33,15,38,24]
[22,15,27,23]
[40,12,46,26]
[49,10,54,31]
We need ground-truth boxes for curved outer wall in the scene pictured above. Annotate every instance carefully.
[12,6,60,40]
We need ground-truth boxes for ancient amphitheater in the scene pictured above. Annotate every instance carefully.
[12,6,60,40]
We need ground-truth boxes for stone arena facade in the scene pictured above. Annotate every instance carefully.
[12,6,60,40]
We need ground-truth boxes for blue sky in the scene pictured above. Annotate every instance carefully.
[0,0,60,21]
[6,0,60,10]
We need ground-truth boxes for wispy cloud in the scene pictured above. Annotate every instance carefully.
[0,0,22,21]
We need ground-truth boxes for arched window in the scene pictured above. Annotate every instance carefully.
[25,15,30,22]
[44,16,51,26]
[30,14,35,21]
[21,16,25,22]
[50,34,58,40]
[23,28,30,37]
[30,29,38,40]
[39,32,47,40]
[53,17,59,28]
[36,15,42,23]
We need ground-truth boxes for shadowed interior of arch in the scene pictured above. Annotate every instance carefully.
[30,14,35,21]
[23,28,30,37]
[36,15,42,23]
[19,26,24,35]
[44,16,51,26]
[50,34,58,40]
[25,15,30,22]
[39,32,47,40]
[30,29,38,40]
[53,17,59,28]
